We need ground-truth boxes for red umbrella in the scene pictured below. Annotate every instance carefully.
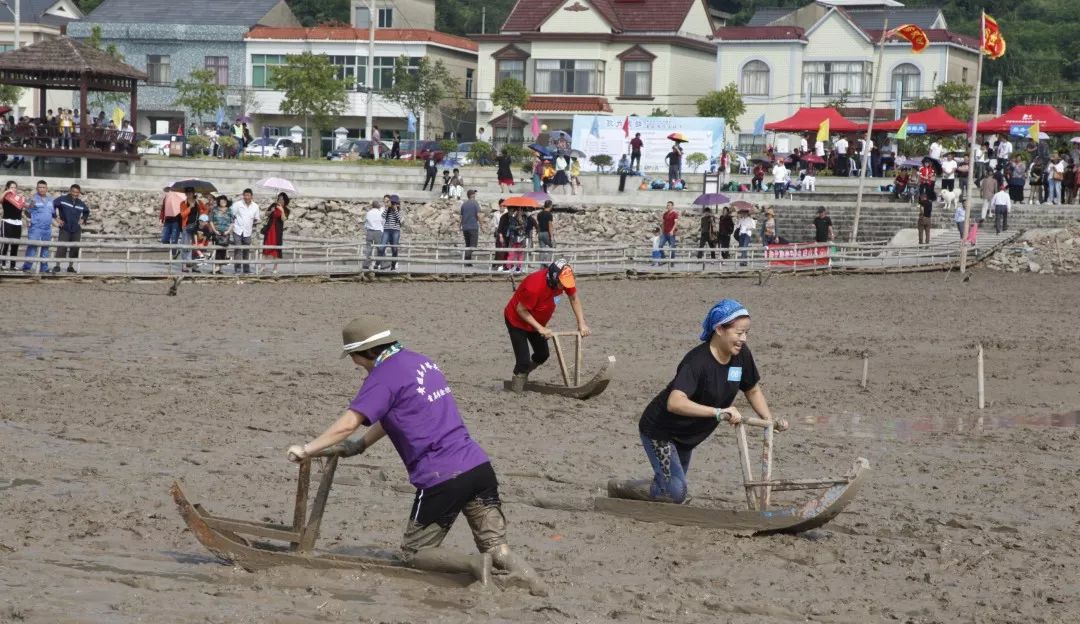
[730,200,756,213]
[503,196,541,209]
[875,106,968,134]
[667,132,689,142]
[977,105,1080,135]
[764,107,865,133]
[801,154,825,165]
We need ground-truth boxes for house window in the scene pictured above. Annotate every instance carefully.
[252,54,287,88]
[205,56,229,86]
[378,7,393,27]
[355,7,370,27]
[962,67,969,84]
[465,69,474,98]
[147,54,170,85]
[891,63,920,102]
[373,56,420,90]
[496,59,525,85]
[534,59,604,95]
[621,61,651,97]
[740,60,770,96]
[330,55,367,90]
[802,61,872,97]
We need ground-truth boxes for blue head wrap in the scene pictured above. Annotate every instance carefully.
[700,299,750,340]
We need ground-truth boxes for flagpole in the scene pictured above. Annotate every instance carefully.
[851,18,888,243]
[959,12,986,275]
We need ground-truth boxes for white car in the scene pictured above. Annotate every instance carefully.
[244,137,296,158]
[139,133,175,155]
[445,142,475,166]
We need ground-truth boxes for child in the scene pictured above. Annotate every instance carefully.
[803,165,817,191]
[449,168,464,199]
[440,170,451,199]
[570,157,582,195]
[965,218,981,245]
[650,227,662,265]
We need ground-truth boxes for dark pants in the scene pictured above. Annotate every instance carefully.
[1,221,21,268]
[493,236,505,270]
[506,317,550,375]
[773,182,786,199]
[462,229,478,264]
[423,171,437,191]
[696,235,717,259]
[630,151,641,171]
[232,233,252,273]
[719,234,731,259]
[917,216,931,245]
[994,205,1008,233]
[942,178,955,191]
[56,230,81,265]
[618,172,628,192]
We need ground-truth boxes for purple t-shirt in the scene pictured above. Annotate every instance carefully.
[349,348,489,489]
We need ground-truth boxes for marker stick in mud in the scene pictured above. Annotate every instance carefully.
[977,344,985,410]
[861,351,869,389]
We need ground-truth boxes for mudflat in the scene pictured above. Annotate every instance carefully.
[1,271,1078,623]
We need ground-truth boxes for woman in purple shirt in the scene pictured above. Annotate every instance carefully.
[287,317,545,594]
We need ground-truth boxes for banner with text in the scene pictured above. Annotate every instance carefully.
[570,115,726,173]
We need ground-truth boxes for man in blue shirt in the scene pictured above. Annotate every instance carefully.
[21,180,55,273]
[52,184,90,273]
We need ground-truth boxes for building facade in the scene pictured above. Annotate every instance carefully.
[349,0,435,31]
[0,0,84,116]
[472,0,718,145]
[67,0,299,136]
[716,1,979,146]
[244,26,477,148]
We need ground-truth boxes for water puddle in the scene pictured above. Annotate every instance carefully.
[0,478,42,491]
[797,410,1080,439]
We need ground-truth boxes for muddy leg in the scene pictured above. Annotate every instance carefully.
[401,520,491,585]
[464,499,548,596]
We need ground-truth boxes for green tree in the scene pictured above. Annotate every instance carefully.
[687,152,709,173]
[490,78,529,148]
[85,25,128,115]
[382,56,461,142]
[696,82,746,132]
[911,81,974,123]
[825,89,852,111]
[285,0,350,27]
[173,68,226,131]
[0,85,24,107]
[76,0,104,11]
[268,52,349,158]
[434,0,516,35]
[650,107,672,117]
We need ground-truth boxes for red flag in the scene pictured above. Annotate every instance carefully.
[622,115,630,138]
[981,13,1006,59]
[886,24,929,53]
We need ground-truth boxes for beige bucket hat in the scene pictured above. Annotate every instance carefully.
[341,317,398,358]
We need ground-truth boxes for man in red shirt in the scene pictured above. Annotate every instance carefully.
[504,259,591,392]
[659,201,679,259]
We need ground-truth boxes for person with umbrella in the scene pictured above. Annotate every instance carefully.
[261,192,289,274]
[666,144,683,187]
[717,206,735,260]
[734,205,756,266]
[503,259,590,392]
[179,186,207,273]
[696,206,718,261]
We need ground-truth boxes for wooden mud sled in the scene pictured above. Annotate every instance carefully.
[598,417,869,534]
[171,443,488,586]
[503,331,615,400]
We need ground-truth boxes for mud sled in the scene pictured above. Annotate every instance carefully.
[597,417,869,534]
[503,331,615,400]
[171,443,489,586]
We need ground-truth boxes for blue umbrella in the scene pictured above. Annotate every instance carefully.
[692,193,730,206]
[528,143,553,158]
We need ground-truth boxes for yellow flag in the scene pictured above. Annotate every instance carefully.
[112,107,125,128]
[816,118,829,143]
[1028,121,1040,140]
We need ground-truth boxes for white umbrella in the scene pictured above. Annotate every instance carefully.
[1070,137,1080,144]
[255,177,298,195]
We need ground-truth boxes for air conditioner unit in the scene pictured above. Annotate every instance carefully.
[225,94,241,106]
[477,100,493,113]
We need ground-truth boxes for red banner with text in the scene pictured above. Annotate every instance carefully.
[765,244,831,267]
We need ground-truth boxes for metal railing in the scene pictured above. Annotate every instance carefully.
[0,233,1014,279]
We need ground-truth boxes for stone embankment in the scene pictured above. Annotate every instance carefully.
[986,226,1080,274]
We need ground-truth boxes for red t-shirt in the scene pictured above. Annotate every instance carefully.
[630,137,643,152]
[662,210,679,235]
[504,270,577,332]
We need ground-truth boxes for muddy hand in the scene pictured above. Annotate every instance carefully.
[287,444,308,463]
[774,418,790,432]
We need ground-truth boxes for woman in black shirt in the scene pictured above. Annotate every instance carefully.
[613,299,787,503]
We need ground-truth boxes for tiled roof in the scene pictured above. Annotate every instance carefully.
[863,28,979,51]
[502,0,701,33]
[846,8,944,30]
[746,8,794,26]
[0,0,79,27]
[87,0,289,26]
[714,26,807,41]
[246,27,478,51]
[524,96,613,113]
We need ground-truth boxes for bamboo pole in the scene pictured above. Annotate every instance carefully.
[861,351,869,389]
[851,19,889,243]
[960,12,986,275]
[977,343,985,409]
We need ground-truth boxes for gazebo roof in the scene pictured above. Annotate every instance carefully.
[0,36,146,91]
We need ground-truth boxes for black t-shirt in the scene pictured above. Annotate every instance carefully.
[919,199,932,218]
[496,155,513,180]
[814,216,832,242]
[537,210,553,234]
[639,343,760,447]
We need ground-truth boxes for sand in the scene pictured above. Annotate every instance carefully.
[1,271,1079,624]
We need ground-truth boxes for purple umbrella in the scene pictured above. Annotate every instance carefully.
[235,115,252,124]
[692,192,730,206]
[524,191,552,203]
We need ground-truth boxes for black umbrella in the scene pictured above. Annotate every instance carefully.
[168,179,218,194]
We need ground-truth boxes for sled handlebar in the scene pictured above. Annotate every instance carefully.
[739,416,787,430]
[305,439,367,460]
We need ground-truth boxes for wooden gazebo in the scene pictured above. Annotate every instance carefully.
[0,36,147,176]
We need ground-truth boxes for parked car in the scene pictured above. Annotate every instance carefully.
[393,140,445,163]
[444,142,475,166]
[244,137,295,158]
[139,133,176,156]
[326,139,391,161]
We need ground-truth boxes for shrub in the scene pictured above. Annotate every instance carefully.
[186,134,210,156]
[468,141,495,164]
[589,154,613,172]
[438,139,457,154]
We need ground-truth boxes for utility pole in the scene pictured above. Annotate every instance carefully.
[995,80,1002,115]
[482,7,486,34]
[364,0,375,145]
[9,0,19,121]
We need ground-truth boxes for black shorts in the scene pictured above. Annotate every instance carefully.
[408,462,500,529]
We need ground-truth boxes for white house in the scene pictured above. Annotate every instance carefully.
[715,0,979,147]
[472,0,718,145]
[244,26,477,146]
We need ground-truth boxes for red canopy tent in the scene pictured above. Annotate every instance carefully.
[875,106,968,134]
[977,104,1080,135]
[764,107,865,133]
